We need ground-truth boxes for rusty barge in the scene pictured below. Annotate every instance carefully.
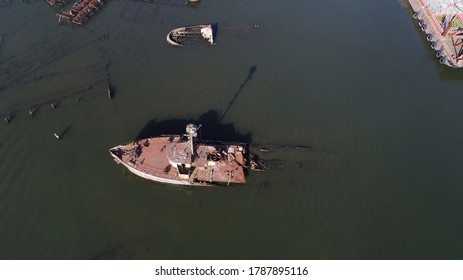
[407,0,463,67]
[109,124,248,186]
[167,24,215,46]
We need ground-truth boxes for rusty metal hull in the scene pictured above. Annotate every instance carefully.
[109,135,247,186]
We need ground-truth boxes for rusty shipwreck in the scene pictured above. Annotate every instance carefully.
[109,124,247,186]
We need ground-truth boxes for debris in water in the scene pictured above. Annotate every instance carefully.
[406,0,463,67]
[0,0,10,7]
[109,124,248,186]
[107,85,112,99]
[167,24,215,47]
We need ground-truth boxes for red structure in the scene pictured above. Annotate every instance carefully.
[57,0,107,25]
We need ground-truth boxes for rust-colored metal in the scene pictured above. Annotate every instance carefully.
[109,124,248,186]
[56,0,107,26]
[407,0,463,67]
[47,0,67,7]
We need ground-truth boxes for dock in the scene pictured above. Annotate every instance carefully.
[57,0,108,26]
[47,0,67,7]
[407,0,463,67]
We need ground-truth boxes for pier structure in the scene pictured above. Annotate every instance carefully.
[56,0,107,26]
[408,0,463,67]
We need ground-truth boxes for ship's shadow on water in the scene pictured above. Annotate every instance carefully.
[136,66,257,142]
[135,110,252,144]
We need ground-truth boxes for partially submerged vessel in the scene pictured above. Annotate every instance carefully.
[109,124,247,186]
[166,24,214,46]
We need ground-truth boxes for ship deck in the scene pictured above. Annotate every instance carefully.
[111,136,246,185]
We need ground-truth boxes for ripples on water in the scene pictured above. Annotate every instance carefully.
[1,0,463,259]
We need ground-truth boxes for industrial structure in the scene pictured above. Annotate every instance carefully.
[56,0,107,25]
[408,0,463,67]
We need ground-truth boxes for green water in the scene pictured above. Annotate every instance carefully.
[1,0,463,259]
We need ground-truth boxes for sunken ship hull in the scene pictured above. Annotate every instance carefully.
[166,24,214,47]
[109,125,247,186]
